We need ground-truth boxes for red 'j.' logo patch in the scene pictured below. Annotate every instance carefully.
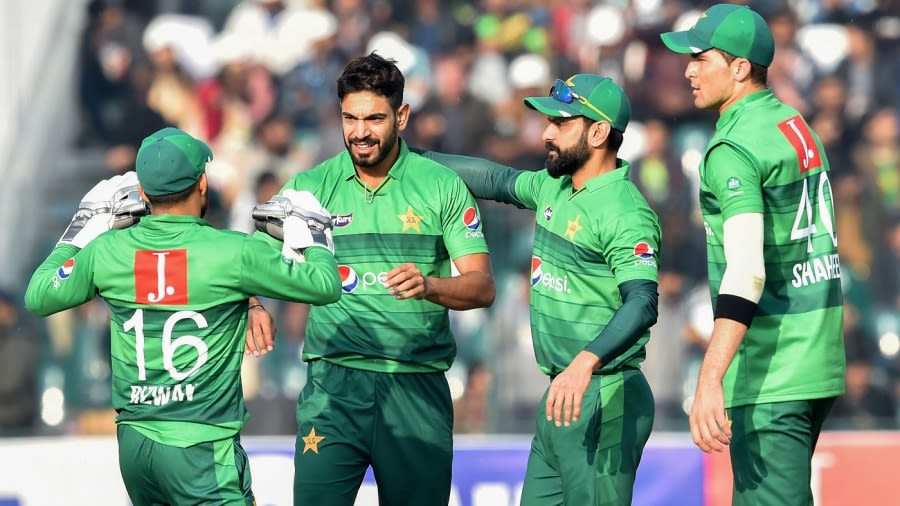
[777,115,822,173]
[134,249,188,305]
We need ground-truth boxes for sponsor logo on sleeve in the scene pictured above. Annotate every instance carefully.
[463,207,484,238]
[543,206,553,221]
[134,249,189,305]
[633,241,657,267]
[57,258,75,280]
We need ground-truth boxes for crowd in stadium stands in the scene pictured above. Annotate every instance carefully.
[0,0,898,437]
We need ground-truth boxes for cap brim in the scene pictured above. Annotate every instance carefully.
[660,30,711,55]
[524,97,585,119]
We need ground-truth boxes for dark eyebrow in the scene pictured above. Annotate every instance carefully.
[342,112,389,120]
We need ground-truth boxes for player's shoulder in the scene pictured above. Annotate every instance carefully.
[405,151,467,188]
[283,154,344,190]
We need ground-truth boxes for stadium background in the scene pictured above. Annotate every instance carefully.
[0,0,897,504]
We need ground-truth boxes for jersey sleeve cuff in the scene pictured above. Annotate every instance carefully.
[714,293,757,327]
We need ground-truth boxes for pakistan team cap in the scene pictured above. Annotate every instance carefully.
[524,74,631,132]
[135,127,213,196]
[660,4,775,67]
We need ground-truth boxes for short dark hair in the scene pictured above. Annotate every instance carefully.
[146,180,198,206]
[336,52,405,110]
[717,49,768,86]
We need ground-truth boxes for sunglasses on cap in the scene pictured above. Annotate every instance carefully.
[549,79,613,124]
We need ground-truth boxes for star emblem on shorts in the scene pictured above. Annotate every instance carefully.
[302,426,325,455]
[565,215,582,241]
[398,206,424,232]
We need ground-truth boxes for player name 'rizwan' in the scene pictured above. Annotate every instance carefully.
[130,384,196,405]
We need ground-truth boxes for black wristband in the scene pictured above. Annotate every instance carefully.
[248,304,265,311]
[714,294,757,327]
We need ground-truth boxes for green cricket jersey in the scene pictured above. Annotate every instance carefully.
[419,150,660,377]
[700,89,846,407]
[25,215,340,446]
[277,140,489,373]
[512,162,660,375]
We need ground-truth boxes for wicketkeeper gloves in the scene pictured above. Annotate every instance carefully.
[58,171,149,249]
[252,189,335,261]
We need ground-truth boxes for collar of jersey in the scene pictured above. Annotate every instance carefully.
[717,88,774,131]
[340,138,411,182]
[139,214,209,228]
[581,158,632,193]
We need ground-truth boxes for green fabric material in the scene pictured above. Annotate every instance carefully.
[117,424,254,506]
[728,398,836,506]
[135,127,213,196]
[584,279,659,365]
[25,214,340,446]
[697,89,845,408]
[521,370,654,505]
[660,3,775,66]
[420,151,661,377]
[293,360,453,506]
[415,148,525,207]
[514,162,661,376]
[278,139,489,373]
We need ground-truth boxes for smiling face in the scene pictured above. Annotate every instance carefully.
[543,116,592,178]
[341,91,409,173]
[684,50,744,112]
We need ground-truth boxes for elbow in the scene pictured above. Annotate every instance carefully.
[476,277,496,308]
[23,288,48,317]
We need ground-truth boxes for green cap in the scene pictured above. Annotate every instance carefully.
[524,74,631,132]
[660,4,774,67]
[135,127,213,197]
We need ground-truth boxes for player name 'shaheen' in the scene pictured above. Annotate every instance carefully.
[791,253,841,288]
[129,384,196,405]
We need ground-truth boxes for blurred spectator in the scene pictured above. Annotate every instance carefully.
[0,289,39,433]
[834,19,898,124]
[408,51,494,156]
[483,52,550,169]
[25,0,898,436]
[828,302,897,429]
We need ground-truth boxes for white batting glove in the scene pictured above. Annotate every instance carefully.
[59,171,148,249]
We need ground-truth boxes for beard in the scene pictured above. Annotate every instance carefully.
[545,133,591,179]
[344,122,400,169]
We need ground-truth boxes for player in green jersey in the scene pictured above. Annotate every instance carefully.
[24,127,341,506]
[251,53,495,506]
[417,74,661,505]
[661,5,846,505]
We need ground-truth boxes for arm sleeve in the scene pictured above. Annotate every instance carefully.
[583,279,659,364]
[718,213,766,303]
[440,175,491,260]
[239,236,341,306]
[24,244,98,316]
[416,149,526,208]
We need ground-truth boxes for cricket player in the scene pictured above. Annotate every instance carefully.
[660,4,846,505]
[419,74,661,505]
[24,127,341,506]
[252,53,495,506]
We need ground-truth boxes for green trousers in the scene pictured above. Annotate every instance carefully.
[729,397,836,506]
[117,424,254,506]
[293,360,454,506]
[520,369,654,506]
